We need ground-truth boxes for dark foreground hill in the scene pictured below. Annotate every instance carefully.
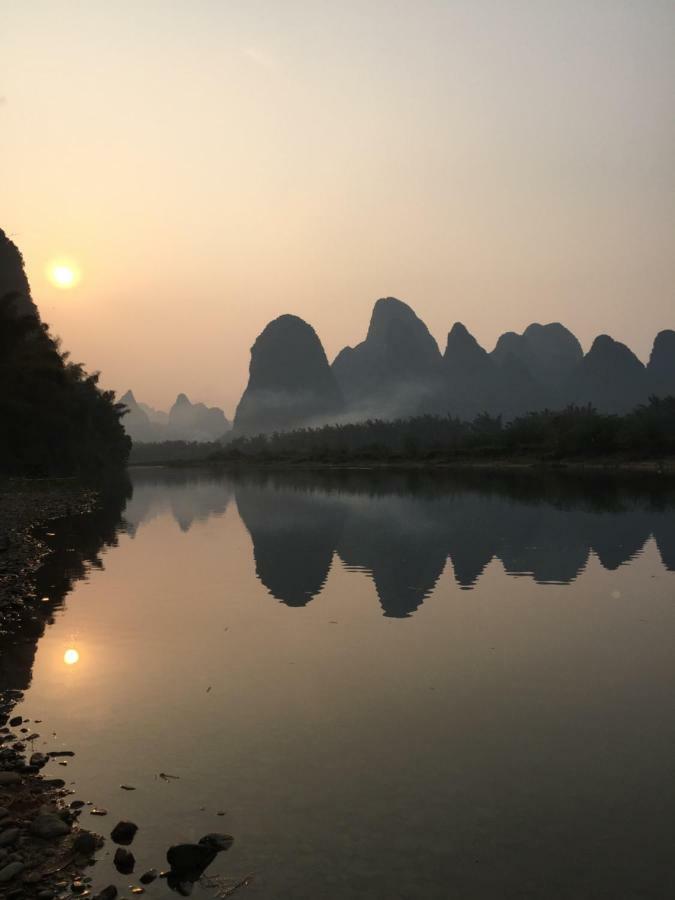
[0,229,130,476]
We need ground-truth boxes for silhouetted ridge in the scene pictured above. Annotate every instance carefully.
[0,230,36,318]
[569,334,647,413]
[332,297,443,419]
[648,330,675,398]
[120,391,230,442]
[233,314,344,436]
[442,323,498,418]
[235,298,669,431]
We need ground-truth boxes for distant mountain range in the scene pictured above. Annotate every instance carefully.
[233,297,675,436]
[120,390,230,443]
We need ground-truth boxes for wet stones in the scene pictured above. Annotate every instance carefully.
[73,831,99,857]
[167,841,216,873]
[166,832,234,887]
[29,813,71,839]
[0,772,20,786]
[199,833,234,852]
[139,868,158,884]
[0,860,24,882]
[30,752,49,768]
[94,888,118,900]
[0,828,19,847]
[110,820,138,845]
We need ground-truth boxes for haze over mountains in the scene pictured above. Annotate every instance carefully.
[233,297,675,436]
[120,390,230,443]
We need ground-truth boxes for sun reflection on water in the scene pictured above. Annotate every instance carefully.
[63,648,80,666]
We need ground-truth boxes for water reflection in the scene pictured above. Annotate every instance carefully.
[237,471,675,615]
[127,469,675,617]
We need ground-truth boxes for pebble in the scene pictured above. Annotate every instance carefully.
[90,808,108,816]
[73,831,98,856]
[0,828,20,847]
[29,813,71,839]
[139,868,158,884]
[0,773,20,786]
[0,860,24,883]
[30,752,49,767]
[111,821,138,845]
[93,887,117,900]
[8,717,22,728]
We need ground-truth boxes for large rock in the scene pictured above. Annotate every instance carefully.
[568,334,648,413]
[233,314,344,435]
[29,813,71,839]
[0,773,20,786]
[647,329,675,398]
[332,297,443,418]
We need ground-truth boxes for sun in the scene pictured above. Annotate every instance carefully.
[63,648,80,665]
[48,261,80,290]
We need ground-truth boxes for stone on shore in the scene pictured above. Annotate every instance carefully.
[93,887,118,900]
[111,820,138,845]
[29,813,71,839]
[0,772,20,786]
[0,860,24,882]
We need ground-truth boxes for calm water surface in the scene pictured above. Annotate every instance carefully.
[5,468,675,899]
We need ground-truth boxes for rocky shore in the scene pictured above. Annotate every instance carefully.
[0,480,101,639]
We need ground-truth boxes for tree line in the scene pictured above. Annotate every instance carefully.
[209,397,675,465]
[0,292,130,476]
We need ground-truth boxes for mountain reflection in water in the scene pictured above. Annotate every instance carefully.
[4,467,675,900]
[128,468,675,618]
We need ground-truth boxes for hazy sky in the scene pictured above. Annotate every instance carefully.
[2,0,674,413]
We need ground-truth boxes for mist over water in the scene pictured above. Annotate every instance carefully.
[6,468,675,899]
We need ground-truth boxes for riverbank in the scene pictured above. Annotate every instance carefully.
[0,480,101,638]
[128,453,675,475]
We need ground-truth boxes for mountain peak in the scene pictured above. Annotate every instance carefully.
[233,314,344,435]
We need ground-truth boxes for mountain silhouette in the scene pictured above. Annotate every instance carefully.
[233,314,344,435]
[332,297,443,418]
[233,299,671,435]
[442,323,499,419]
[647,330,675,398]
[568,334,648,413]
[167,393,230,441]
[493,323,583,390]
[120,390,230,442]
